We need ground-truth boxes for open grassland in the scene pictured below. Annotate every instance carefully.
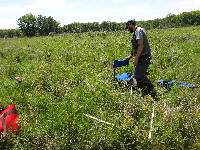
[0,26,200,149]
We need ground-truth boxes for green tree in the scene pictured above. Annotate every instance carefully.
[36,15,60,35]
[17,13,37,37]
[100,21,112,31]
[46,16,60,34]
[36,15,48,35]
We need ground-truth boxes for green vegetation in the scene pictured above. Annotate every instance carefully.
[1,10,200,38]
[0,29,22,38]
[0,26,199,149]
[17,14,61,37]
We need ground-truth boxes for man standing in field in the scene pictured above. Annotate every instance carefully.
[126,19,156,98]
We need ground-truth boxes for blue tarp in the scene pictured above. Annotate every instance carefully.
[158,79,197,90]
[115,72,132,81]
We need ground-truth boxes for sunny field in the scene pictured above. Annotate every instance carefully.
[0,26,200,149]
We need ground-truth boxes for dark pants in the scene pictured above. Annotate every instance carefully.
[134,55,156,98]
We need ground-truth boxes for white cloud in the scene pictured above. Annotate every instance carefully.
[175,0,200,7]
[0,18,18,29]
[112,0,129,4]
[0,5,25,16]
[126,3,151,14]
[0,0,82,29]
[0,5,25,29]
[65,3,152,23]
[0,0,200,29]
[157,0,200,16]
[175,0,200,13]
[29,0,80,13]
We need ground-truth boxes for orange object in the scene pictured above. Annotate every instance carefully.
[0,104,19,137]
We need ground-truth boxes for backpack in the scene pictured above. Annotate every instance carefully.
[0,104,20,137]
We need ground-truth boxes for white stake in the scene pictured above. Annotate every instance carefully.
[148,101,156,140]
[130,86,133,95]
[83,113,114,126]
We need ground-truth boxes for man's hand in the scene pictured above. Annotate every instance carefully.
[126,54,132,61]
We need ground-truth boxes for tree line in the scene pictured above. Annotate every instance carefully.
[1,10,200,38]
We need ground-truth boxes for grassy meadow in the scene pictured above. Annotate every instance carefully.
[0,26,200,149]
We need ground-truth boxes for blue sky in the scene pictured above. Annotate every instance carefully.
[0,0,200,29]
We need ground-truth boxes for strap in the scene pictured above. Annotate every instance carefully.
[0,117,6,137]
[0,108,17,137]
[1,109,17,118]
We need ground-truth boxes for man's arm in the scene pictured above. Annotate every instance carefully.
[134,39,144,66]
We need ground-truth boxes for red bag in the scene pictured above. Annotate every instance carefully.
[0,104,19,137]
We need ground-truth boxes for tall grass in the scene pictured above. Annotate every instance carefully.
[0,27,199,149]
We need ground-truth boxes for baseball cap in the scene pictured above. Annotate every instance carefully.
[126,19,136,29]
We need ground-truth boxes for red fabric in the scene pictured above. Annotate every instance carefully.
[0,104,19,133]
